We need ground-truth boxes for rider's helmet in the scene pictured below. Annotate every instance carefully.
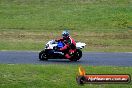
[62,30,69,39]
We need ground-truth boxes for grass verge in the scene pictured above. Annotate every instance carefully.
[0,30,131,52]
[0,64,132,88]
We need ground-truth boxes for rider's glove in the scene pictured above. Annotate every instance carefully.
[55,40,58,42]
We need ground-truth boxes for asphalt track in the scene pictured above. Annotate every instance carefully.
[0,51,132,66]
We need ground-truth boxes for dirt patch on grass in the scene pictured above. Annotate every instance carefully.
[0,31,131,40]
[0,31,131,51]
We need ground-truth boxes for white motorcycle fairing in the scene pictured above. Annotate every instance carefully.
[39,40,86,61]
[45,40,86,49]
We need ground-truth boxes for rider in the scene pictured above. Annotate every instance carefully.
[56,30,76,59]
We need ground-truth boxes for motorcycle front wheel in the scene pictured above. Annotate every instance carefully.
[39,50,48,61]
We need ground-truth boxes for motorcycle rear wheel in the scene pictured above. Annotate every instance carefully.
[70,49,82,61]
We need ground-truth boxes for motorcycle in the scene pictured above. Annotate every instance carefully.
[39,40,86,61]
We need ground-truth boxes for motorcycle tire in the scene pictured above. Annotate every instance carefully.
[70,49,82,61]
[39,50,48,61]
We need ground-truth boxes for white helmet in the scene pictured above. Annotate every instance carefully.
[62,30,69,38]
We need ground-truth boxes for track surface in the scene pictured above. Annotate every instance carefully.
[0,51,132,66]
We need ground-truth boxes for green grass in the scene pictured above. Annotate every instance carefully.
[0,0,132,51]
[0,64,132,88]
[0,0,132,30]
